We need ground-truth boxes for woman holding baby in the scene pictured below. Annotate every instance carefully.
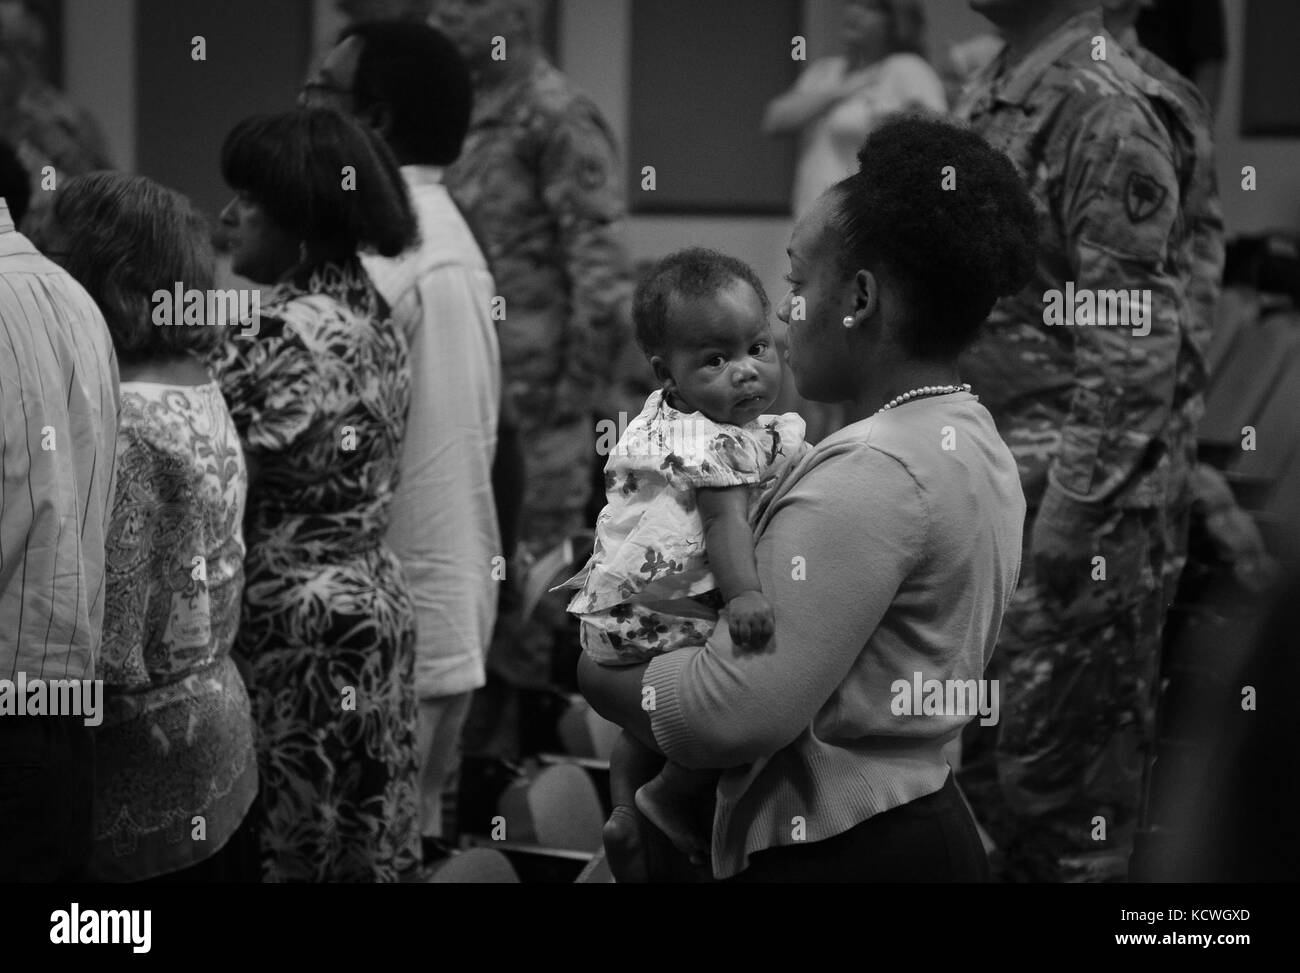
[578,114,1036,882]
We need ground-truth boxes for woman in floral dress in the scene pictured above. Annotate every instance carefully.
[39,172,259,882]
[209,108,421,882]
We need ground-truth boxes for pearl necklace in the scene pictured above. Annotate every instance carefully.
[876,383,971,415]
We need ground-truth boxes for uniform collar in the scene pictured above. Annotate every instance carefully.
[0,198,13,234]
[992,9,1104,106]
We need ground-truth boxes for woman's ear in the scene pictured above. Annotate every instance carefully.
[853,268,879,321]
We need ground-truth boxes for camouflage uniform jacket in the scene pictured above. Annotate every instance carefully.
[1126,43,1224,387]
[954,11,1195,512]
[4,81,113,229]
[444,53,633,431]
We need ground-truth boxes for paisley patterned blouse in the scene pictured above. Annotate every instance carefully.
[90,380,257,882]
[209,258,420,883]
[560,389,808,616]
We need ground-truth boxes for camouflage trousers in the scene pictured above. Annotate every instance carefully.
[991,491,1192,882]
[518,413,596,559]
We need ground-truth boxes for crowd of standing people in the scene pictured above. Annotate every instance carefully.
[0,0,1279,884]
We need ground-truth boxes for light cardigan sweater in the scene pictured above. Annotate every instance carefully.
[645,391,1026,879]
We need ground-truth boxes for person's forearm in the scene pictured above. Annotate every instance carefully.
[698,487,762,601]
[762,86,842,136]
[646,449,922,769]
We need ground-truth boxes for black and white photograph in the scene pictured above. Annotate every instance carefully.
[0,0,1295,953]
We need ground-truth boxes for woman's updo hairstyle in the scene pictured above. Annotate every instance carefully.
[829,113,1037,359]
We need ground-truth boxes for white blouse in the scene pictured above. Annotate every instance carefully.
[791,52,948,217]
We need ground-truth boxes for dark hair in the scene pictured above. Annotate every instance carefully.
[341,20,473,166]
[859,0,928,58]
[828,113,1036,359]
[337,0,432,22]
[0,138,30,226]
[220,107,416,257]
[634,247,771,358]
[49,172,218,363]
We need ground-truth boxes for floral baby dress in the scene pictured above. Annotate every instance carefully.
[557,389,807,665]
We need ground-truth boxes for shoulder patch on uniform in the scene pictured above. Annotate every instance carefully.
[1124,171,1167,223]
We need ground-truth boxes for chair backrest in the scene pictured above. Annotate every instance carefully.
[497,763,604,852]
[557,696,621,762]
[428,848,520,884]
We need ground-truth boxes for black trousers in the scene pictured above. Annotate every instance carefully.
[726,771,990,882]
[641,769,989,883]
[0,715,94,882]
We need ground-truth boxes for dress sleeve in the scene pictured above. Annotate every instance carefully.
[668,419,767,489]
[209,312,328,457]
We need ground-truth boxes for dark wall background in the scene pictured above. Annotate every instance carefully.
[1242,0,1300,136]
[135,0,312,223]
[628,0,799,215]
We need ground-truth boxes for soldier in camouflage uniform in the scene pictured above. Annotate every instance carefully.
[1104,0,1225,608]
[432,0,635,722]
[955,0,1202,882]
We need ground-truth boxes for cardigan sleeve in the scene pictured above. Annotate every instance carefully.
[643,441,928,768]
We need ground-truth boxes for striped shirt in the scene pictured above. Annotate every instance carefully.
[0,199,119,680]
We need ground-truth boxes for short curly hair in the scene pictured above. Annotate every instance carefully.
[634,247,771,358]
[828,113,1037,359]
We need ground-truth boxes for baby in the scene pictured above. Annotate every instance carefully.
[557,247,807,868]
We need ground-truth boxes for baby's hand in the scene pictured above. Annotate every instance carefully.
[726,590,774,651]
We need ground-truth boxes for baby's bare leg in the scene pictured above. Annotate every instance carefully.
[603,731,663,883]
[636,761,716,864]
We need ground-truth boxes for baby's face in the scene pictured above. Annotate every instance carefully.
[656,279,782,426]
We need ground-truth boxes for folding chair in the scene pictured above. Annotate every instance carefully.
[427,847,520,884]
[496,762,604,852]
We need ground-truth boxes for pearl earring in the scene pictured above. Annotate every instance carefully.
[842,315,854,328]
